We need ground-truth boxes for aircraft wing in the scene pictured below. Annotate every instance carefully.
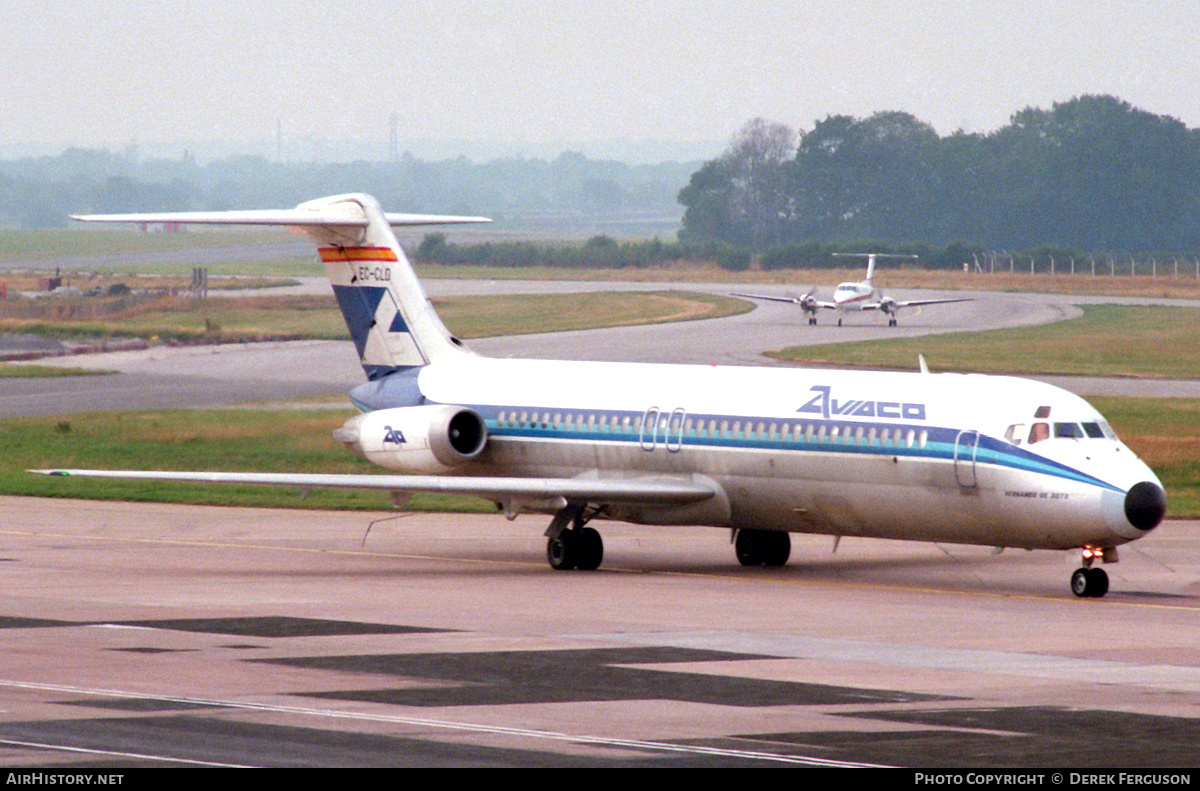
[886,296,974,309]
[731,292,803,304]
[854,296,975,313]
[731,293,837,309]
[28,469,716,506]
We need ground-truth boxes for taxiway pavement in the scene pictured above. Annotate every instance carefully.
[6,279,1200,417]
[2,277,1199,767]
[0,496,1196,768]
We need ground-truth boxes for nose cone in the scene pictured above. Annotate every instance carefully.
[1125,481,1166,532]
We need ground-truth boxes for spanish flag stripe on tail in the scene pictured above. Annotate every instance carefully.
[318,247,399,263]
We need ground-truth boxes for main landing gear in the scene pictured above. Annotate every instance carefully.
[733,529,791,567]
[1070,546,1112,598]
[545,505,604,571]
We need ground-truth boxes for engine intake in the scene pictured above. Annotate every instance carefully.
[335,404,488,474]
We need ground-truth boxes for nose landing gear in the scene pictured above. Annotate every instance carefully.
[1070,567,1109,598]
[1071,546,1114,598]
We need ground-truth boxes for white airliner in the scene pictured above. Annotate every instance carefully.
[34,194,1165,597]
[734,253,972,326]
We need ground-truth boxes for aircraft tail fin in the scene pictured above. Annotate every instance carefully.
[73,194,490,379]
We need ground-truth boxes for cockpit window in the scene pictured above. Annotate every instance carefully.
[1054,422,1083,439]
[1018,419,1113,444]
[1035,406,1051,418]
[1004,424,1026,445]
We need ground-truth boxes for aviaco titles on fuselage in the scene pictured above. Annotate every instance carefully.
[37,194,1165,598]
[733,252,973,327]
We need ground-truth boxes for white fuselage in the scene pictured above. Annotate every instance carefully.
[357,355,1158,552]
[62,194,1162,581]
[832,280,878,312]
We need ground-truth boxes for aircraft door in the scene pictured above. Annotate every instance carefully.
[666,408,686,453]
[639,406,687,452]
[954,430,978,488]
[639,407,660,451]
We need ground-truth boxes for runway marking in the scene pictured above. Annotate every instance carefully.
[0,679,885,768]
[0,737,250,768]
[597,631,1200,693]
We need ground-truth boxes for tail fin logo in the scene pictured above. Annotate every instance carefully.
[322,246,427,374]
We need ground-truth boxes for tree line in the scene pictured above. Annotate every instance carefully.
[679,96,1200,255]
[413,233,1012,273]
[0,148,692,230]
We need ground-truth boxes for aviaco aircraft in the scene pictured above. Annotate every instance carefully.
[34,194,1166,598]
[733,253,973,327]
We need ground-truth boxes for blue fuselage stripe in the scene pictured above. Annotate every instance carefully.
[431,403,1124,494]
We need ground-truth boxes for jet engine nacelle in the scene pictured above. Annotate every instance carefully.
[334,404,488,474]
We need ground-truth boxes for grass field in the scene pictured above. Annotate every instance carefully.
[771,305,1200,379]
[0,290,751,353]
[2,227,314,266]
[0,363,111,377]
[8,226,1200,300]
[5,397,1195,517]
[3,407,491,513]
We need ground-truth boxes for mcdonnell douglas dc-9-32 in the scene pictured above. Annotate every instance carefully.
[33,194,1165,598]
[733,253,973,327]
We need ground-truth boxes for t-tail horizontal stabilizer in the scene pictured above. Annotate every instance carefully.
[72,194,491,378]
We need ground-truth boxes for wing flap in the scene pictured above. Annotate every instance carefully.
[29,469,715,506]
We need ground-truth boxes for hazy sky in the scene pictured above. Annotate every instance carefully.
[5,1,1198,158]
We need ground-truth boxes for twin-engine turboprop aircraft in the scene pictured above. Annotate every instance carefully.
[734,253,973,326]
[34,194,1165,597]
